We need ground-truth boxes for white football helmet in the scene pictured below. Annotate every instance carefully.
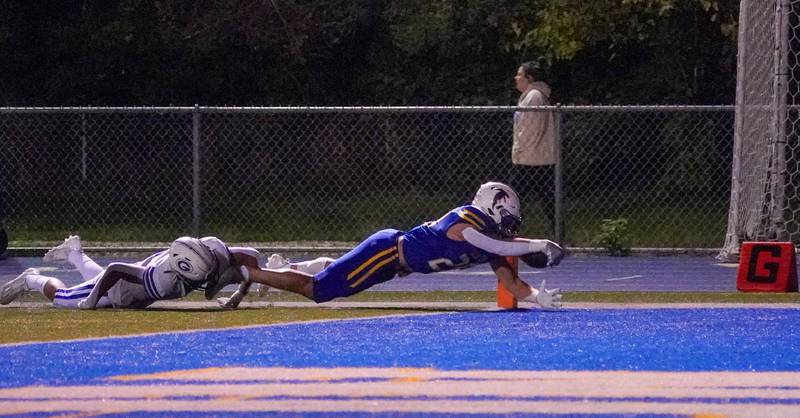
[472,182,522,237]
[169,236,218,289]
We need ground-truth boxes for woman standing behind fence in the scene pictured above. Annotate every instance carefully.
[511,61,557,238]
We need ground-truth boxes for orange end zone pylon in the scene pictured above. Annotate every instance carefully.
[497,256,518,309]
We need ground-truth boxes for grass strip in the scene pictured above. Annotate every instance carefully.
[0,307,420,345]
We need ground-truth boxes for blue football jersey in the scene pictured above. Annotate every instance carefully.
[401,205,501,274]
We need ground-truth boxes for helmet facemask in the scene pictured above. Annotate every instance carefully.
[498,208,522,238]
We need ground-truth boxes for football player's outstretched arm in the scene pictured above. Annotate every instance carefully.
[490,258,562,310]
[490,257,531,298]
[77,263,146,309]
[217,281,250,309]
[456,225,565,267]
[215,249,262,309]
[231,249,260,268]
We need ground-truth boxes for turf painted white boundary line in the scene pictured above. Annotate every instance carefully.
[606,275,644,281]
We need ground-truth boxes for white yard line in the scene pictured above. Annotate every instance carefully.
[606,275,644,282]
[438,271,543,275]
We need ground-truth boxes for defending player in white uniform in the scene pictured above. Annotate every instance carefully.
[0,235,262,309]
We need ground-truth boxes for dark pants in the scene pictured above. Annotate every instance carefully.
[509,164,555,238]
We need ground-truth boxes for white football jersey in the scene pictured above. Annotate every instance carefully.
[53,237,242,309]
[128,236,230,302]
[90,250,185,308]
[136,249,187,301]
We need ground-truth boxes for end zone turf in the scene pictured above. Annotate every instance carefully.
[1,308,800,416]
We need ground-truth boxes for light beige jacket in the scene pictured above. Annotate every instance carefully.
[512,81,556,166]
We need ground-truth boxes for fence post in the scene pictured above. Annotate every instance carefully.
[80,113,87,181]
[553,105,564,244]
[192,104,201,237]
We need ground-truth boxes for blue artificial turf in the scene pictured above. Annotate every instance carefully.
[1,308,799,388]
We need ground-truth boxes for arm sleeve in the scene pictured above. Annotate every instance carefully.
[462,227,548,256]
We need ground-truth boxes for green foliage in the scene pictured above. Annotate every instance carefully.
[595,218,632,256]
[523,0,678,62]
[497,0,739,103]
[0,0,739,106]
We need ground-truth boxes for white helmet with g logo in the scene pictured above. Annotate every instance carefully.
[169,236,217,288]
[472,181,522,237]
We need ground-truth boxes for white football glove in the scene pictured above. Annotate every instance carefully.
[77,297,97,310]
[217,290,246,309]
[544,241,565,267]
[531,279,562,310]
[520,241,565,268]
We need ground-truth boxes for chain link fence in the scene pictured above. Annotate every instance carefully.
[0,106,733,250]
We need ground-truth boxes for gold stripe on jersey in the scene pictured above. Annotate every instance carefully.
[462,209,486,227]
[347,246,397,281]
[350,254,399,288]
[458,209,485,229]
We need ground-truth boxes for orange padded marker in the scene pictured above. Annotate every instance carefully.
[497,256,519,309]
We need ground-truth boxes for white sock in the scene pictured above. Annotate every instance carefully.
[292,257,335,275]
[68,251,104,279]
[25,274,54,293]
